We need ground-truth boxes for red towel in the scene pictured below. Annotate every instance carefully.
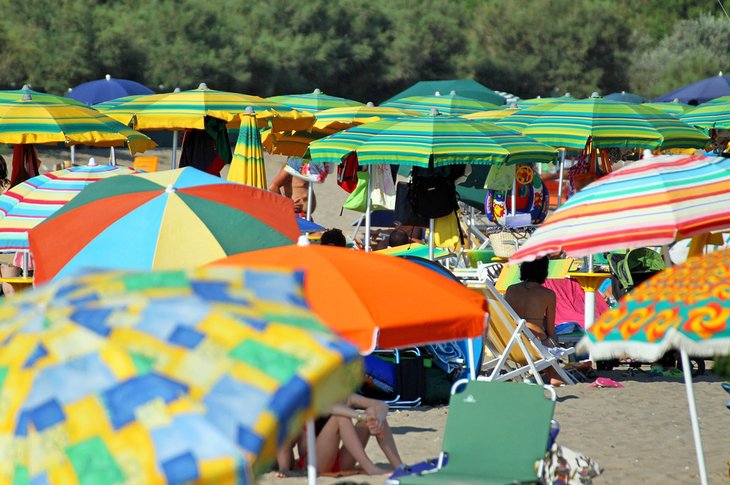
[543,278,609,329]
[10,145,41,187]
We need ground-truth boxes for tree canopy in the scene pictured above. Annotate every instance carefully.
[0,0,725,102]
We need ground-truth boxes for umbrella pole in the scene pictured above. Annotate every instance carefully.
[306,419,318,485]
[680,350,708,485]
[510,177,516,216]
[109,146,116,166]
[467,337,476,380]
[428,218,435,261]
[171,130,179,170]
[22,251,28,278]
[70,145,75,165]
[365,170,372,252]
[306,181,314,221]
[557,149,566,208]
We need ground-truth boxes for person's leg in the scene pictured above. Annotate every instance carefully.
[314,417,343,473]
[371,418,403,468]
[332,416,388,475]
[0,264,20,296]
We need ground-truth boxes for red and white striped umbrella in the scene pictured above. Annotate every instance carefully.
[510,154,730,262]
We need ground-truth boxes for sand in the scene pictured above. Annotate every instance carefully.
[21,146,730,484]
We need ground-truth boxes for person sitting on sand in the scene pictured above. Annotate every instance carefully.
[277,393,403,476]
[504,256,565,386]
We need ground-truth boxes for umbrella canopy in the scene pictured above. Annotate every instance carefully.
[268,88,363,113]
[210,245,488,353]
[462,107,520,121]
[679,100,730,131]
[510,154,730,263]
[261,128,331,158]
[654,72,730,104]
[642,100,694,116]
[309,113,558,167]
[0,84,85,106]
[29,167,300,284]
[383,79,506,106]
[380,92,501,116]
[0,265,362,483]
[227,111,267,189]
[604,91,648,104]
[0,94,155,152]
[498,97,710,150]
[0,164,135,251]
[312,102,419,131]
[66,74,155,105]
[516,93,575,108]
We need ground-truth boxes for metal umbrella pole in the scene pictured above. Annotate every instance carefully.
[364,169,372,251]
[556,149,566,208]
[306,419,318,485]
[306,182,314,221]
[171,131,179,170]
[680,349,708,485]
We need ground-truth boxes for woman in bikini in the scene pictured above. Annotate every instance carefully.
[504,256,565,386]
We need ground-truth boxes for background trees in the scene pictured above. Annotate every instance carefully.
[0,0,724,102]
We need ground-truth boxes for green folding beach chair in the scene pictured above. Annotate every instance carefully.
[393,380,556,485]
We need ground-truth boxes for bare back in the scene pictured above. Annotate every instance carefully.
[504,281,557,340]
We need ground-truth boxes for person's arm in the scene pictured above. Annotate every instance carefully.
[347,394,389,436]
[268,166,293,195]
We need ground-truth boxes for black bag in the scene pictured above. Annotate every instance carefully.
[408,175,459,219]
[394,181,429,227]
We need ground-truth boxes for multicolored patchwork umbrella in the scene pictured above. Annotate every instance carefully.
[268,88,363,113]
[380,92,501,116]
[0,164,135,251]
[309,113,558,167]
[312,102,418,131]
[0,265,362,484]
[227,112,267,189]
[498,97,710,150]
[679,100,730,131]
[510,154,730,263]
[29,167,300,284]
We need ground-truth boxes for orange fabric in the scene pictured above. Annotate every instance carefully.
[210,245,487,353]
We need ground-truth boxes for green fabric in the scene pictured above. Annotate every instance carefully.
[229,340,303,383]
[484,164,514,190]
[204,116,232,163]
[122,271,188,291]
[384,79,505,106]
[399,380,552,484]
[67,437,125,485]
[342,172,370,212]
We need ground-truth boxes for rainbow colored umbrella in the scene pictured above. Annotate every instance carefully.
[498,97,710,150]
[679,100,730,131]
[268,88,363,113]
[312,102,418,131]
[643,100,693,116]
[227,111,267,189]
[510,154,730,263]
[0,265,362,484]
[0,85,85,106]
[0,164,135,251]
[309,113,558,167]
[380,91,501,115]
[582,248,730,485]
[29,167,300,284]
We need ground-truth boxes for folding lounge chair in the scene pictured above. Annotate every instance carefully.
[390,380,556,485]
[494,258,576,293]
[477,282,575,385]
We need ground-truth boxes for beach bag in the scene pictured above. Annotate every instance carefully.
[408,175,459,219]
[342,172,370,212]
[336,152,359,193]
[394,181,429,227]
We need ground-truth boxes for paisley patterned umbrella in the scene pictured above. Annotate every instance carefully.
[0,266,362,484]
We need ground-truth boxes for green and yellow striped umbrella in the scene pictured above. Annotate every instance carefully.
[268,88,363,113]
[380,91,501,115]
[228,111,267,189]
[498,98,710,150]
[309,112,558,167]
[261,128,335,158]
[462,106,520,122]
[0,95,155,153]
[516,94,576,108]
[312,102,418,131]
[0,85,85,106]
[643,100,693,116]
[679,100,730,131]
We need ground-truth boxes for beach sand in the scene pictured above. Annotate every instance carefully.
[23,146,730,484]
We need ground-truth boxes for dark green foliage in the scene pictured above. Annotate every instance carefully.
[714,354,730,379]
[0,0,720,102]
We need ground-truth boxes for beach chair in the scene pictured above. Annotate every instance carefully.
[133,156,159,173]
[389,380,556,485]
[476,282,575,385]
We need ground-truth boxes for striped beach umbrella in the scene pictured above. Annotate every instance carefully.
[516,93,575,108]
[227,111,267,189]
[0,85,85,106]
[380,91,501,116]
[29,167,300,284]
[510,154,730,263]
[268,88,363,113]
[642,100,693,116]
[261,128,334,158]
[0,265,362,484]
[312,102,418,131]
[309,112,558,167]
[0,164,135,251]
[499,97,710,150]
[679,100,730,131]
[462,106,520,122]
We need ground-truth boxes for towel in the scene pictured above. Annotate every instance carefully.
[543,278,609,329]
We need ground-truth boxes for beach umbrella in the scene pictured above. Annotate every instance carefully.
[499,97,710,151]
[0,94,155,153]
[312,102,419,131]
[268,88,363,113]
[461,106,520,122]
[642,100,693,116]
[604,91,647,104]
[66,74,155,105]
[654,71,730,104]
[581,249,730,485]
[380,91,501,116]
[0,163,135,251]
[516,93,575,108]
[28,167,300,284]
[383,79,506,106]
[510,154,730,264]
[210,244,487,356]
[227,109,267,189]
[679,99,730,131]
[0,84,85,106]
[0,265,362,484]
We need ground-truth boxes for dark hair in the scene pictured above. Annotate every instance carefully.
[388,228,410,247]
[0,155,8,189]
[519,256,549,284]
[320,228,347,247]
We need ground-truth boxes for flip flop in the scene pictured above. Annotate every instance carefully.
[721,382,730,395]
